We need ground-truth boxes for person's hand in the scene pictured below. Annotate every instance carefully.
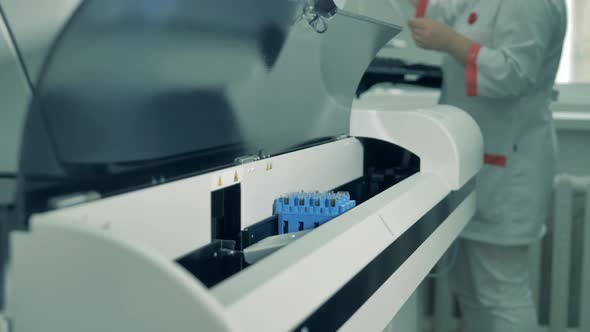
[409,18,456,51]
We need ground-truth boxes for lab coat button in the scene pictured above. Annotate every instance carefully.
[468,12,478,25]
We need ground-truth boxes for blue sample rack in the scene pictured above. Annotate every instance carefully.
[274,191,356,234]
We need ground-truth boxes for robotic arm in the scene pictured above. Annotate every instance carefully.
[298,0,343,33]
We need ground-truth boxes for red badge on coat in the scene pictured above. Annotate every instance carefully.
[468,12,478,25]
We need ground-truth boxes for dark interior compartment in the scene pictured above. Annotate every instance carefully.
[176,139,420,288]
[357,57,443,96]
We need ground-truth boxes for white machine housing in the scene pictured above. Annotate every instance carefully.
[2,1,483,331]
[8,105,483,332]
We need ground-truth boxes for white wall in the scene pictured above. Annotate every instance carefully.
[559,0,590,83]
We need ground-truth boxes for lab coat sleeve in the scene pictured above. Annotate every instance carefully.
[467,0,553,98]
[419,0,468,25]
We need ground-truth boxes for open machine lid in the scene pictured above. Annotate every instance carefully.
[15,0,401,222]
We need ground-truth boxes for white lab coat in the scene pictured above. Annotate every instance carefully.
[425,0,567,245]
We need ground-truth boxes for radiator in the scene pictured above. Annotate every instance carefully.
[428,174,590,332]
[542,175,590,332]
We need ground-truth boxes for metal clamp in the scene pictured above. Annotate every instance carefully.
[292,0,338,33]
[303,5,328,33]
[309,0,339,18]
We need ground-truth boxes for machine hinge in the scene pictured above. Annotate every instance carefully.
[335,134,349,140]
[47,191,101,210]
[234,155,261,165]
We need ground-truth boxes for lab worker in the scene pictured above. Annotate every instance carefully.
[407,0,567,331]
